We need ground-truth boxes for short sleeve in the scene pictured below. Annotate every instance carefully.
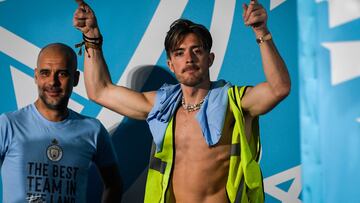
[0,114,12,160]
[93,123,117,167]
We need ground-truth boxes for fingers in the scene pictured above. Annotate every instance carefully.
[244,3,262,23]
[73,1,100,37]
[73,3,91,32]
[242,3,248,19]
[243,1,266,26]
[246,10,266,26]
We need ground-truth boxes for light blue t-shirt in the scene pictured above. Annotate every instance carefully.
[0,104,117,203]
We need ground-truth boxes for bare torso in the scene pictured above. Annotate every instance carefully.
[170,105,238,203]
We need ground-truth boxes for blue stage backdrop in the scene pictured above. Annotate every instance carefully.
[0,0,300,202]
[299,0,360,203]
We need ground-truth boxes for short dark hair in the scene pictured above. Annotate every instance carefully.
[164,19,212,58]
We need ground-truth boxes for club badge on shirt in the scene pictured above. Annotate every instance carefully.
[46,139,63,162]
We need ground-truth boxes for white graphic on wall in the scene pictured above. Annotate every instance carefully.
[264,165,302,203]
[322,41,360,85]
[209,0,236,80]
[270,0,286,10]
[317,0,360,28]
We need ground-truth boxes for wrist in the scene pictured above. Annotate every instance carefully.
[75,28,103,57]
[256,33,272,45]
[254,27,269,39]
[84,27,101,38]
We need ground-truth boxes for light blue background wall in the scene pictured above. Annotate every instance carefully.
[299,0,360,203]
[0,0,301,202]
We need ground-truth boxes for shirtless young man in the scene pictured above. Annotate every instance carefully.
[73,0,290,202]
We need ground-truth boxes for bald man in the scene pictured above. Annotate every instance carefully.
[0,43,122,203]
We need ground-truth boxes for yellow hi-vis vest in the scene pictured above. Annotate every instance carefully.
[144,86,264,203]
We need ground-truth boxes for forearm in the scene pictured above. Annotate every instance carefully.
[241,0,290,115]
[84,45,113,102]
[257,31,291,98]
[99,164,123,203]
[80,26,112,102]
[101,187,122,203]
[73,1,155,118]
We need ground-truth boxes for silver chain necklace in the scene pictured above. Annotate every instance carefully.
[181,96,205,112]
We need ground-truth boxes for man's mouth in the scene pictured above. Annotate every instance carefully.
[183,66,199,73]
[45,88,62,96]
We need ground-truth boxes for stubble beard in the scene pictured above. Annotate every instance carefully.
[175,69,209,87]
[38,88,69,110]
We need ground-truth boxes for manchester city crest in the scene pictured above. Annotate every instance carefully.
[46,139,63,162]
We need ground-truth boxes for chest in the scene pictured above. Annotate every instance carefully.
[5,122,97,167]
[173,108,233,159]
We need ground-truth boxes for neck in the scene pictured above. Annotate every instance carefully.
[181,81,211,105]
[34,100,69,122]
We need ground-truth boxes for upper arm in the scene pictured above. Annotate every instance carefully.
[241,82,289,117]
[0,114,11,158]
[93,84,157,120]
[98,164,122,202]
[94,125,122,201]
[98,164,122,188]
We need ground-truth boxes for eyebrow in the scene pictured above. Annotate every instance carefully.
[172,45,203,51]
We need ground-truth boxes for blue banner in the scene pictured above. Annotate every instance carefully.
[299,0,360,202]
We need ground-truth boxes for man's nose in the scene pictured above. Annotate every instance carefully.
[185,50,195,64]
[48,73,61,86]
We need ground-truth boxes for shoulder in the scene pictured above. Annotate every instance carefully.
[153,83,181,104]
[68,109,103,130]
[0,113,10,126]
[0,105,33,124]
[157,83,180,95]
[229,85,252,97]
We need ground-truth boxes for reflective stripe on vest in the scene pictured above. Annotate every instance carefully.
[145,86,264,203]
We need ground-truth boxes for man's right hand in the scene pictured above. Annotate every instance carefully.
[73,0,101,38]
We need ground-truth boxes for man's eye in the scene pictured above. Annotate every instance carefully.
[174,51,183,56]
[193,48,203,55]
[58,71,69,77]
[39,71,50,76]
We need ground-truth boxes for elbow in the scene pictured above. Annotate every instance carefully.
[274,81,291,100]
[86,83,109,104]
[87,90,101,103]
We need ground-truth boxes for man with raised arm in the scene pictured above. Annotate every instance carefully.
[73,0,290,202]
[0,43,122,203]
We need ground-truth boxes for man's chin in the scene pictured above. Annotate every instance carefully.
[40,97,68,110]
[180,77,204,87]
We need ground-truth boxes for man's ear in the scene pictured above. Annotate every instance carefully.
[73,70,80,87]
[208,53,215,67]
[167,59,175,73]
[34,68,38,84]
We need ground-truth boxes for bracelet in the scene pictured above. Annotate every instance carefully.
[75,34,103,57]
[256,33,272,44]
[83,34,103,41]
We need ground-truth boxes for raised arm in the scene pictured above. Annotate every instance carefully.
[73,1,156,120]
[240,0,291,117]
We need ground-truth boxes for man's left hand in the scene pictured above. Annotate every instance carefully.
[243,0,269,37]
